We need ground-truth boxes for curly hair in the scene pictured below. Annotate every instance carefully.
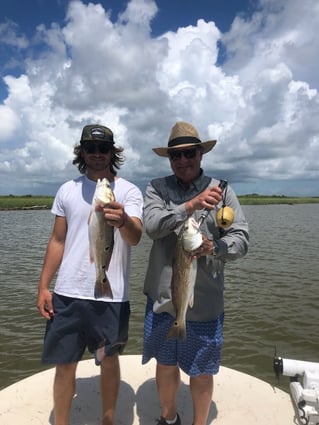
[72,144,125,175]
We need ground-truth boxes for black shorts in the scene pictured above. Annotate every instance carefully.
[42,293,130,365]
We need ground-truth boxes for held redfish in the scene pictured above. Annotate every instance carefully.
[88,178,114,299]
[167,217,202,340]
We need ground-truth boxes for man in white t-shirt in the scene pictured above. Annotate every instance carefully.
[37,124,143,425]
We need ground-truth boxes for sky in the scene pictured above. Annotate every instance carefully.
[0,0,318,196]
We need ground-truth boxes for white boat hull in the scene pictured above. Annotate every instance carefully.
[0,355,295,424]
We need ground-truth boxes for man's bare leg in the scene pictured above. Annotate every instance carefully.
[156,363,181,421]
[100,353,120,425]
[53,363,78,425]
[190,374,213,425]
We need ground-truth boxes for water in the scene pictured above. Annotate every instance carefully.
[0,205,319,392]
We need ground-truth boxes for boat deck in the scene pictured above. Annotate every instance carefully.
[0,355,296,424]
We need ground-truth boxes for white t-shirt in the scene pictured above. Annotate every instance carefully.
[52,175,143,302]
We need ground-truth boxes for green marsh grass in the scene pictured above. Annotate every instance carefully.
[0,194,318,209]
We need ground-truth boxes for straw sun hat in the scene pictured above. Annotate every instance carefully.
[153,121,217,157]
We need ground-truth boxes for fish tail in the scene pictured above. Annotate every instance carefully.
[167,321,186,340]
[94,276,113,299]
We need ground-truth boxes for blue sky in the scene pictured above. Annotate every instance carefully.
[0,0,252,100]
[1,0,253,36]
[0,0,318,196]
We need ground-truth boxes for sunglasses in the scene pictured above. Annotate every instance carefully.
[82,142,111,155]
[168,147,199,161]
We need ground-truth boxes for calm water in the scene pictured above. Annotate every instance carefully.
[0,205,319,392]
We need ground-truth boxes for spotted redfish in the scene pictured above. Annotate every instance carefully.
[88,178,114,299]
[167,217,202,340]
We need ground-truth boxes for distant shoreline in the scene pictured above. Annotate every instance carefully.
[0,195,318,210]
[0,205,50,211]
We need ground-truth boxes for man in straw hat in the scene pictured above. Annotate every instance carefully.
[142,121,249,425]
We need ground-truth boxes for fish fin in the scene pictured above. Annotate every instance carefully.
[94,275,113,299]
[167,321,186,340]
[188,293,194,308]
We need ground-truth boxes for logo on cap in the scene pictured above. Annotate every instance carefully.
[91,127,106,139]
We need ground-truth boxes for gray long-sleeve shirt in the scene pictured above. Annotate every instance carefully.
[143,171,249,321]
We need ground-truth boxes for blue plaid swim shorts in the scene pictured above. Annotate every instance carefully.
[142,297,224,376]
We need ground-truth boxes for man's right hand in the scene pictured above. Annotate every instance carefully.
[186,186,223,215]
[37,288,54,320]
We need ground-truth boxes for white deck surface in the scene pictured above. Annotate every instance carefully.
[0,355,296,424]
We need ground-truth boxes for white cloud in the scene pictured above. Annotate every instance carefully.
[0,104,21,142]
[0,20,29,49]
[0,0,318,195]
